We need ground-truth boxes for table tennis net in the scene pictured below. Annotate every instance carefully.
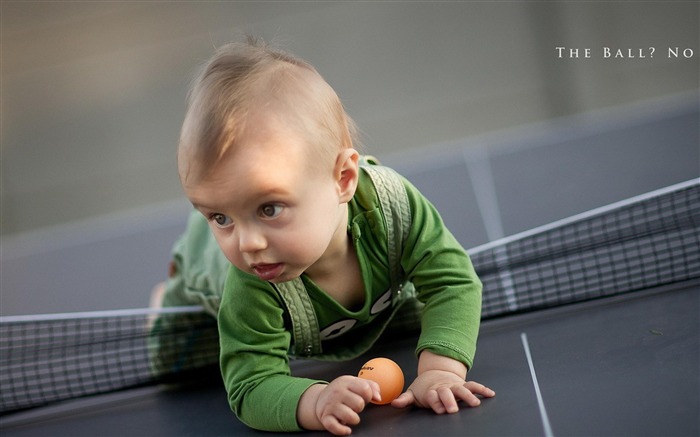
[471,179,699,318]
[1,179,698,415]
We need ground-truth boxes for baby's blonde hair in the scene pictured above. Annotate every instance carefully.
[179,38,357,183]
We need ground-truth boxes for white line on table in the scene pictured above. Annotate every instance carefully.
[521,332,554,437]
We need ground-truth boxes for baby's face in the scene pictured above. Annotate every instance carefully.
[182,113,349,283]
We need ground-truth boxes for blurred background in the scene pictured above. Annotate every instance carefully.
[1,2,698,315]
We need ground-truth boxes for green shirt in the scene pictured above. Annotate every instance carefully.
[218,167,482,431]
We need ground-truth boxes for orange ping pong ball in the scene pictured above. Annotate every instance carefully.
[357,357,404,405]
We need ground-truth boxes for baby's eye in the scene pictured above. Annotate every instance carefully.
[211,213,233,228]
[260,204,283,219]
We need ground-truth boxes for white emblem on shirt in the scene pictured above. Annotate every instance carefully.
[370,289,392,314]
[319,319,357,340]
[319,289,392,341]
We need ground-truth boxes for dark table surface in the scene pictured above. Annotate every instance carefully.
[3,279,697,436]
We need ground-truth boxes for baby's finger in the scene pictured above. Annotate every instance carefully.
[424,389,447,415]
[465,381,496,398]
[453,384,481,407]
[390,390,415,408]
[437,386,460,413]
[350,377,381,404]
[320,414,352,436]
[367,379,382,404]
[335,403,362,427]
[320,403,361,436]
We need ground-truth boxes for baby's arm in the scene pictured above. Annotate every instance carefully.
[298,376,381,435]
[391,350,495,413]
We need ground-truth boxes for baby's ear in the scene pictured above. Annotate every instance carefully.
[335,149,360,203]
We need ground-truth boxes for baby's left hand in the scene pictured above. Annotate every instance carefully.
[391,369,495,414]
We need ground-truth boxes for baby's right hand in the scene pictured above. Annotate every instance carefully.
[314,375,381,435]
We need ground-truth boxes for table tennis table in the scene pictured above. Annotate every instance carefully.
[2,95,698,436]
[2,279,697,436]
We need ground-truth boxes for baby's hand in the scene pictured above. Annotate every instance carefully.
[391,370,495,414]
[314,375,381,435]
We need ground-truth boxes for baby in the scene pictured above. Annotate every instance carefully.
[166,38,493,435]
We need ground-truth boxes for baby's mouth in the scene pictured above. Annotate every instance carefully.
[251,263,284,281]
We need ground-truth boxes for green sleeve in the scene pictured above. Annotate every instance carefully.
[400,176,483,370]
[163,211,230,312]
[148,211,226,377]
[218,267,325,431]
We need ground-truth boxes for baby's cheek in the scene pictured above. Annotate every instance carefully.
[226,252,247,272]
